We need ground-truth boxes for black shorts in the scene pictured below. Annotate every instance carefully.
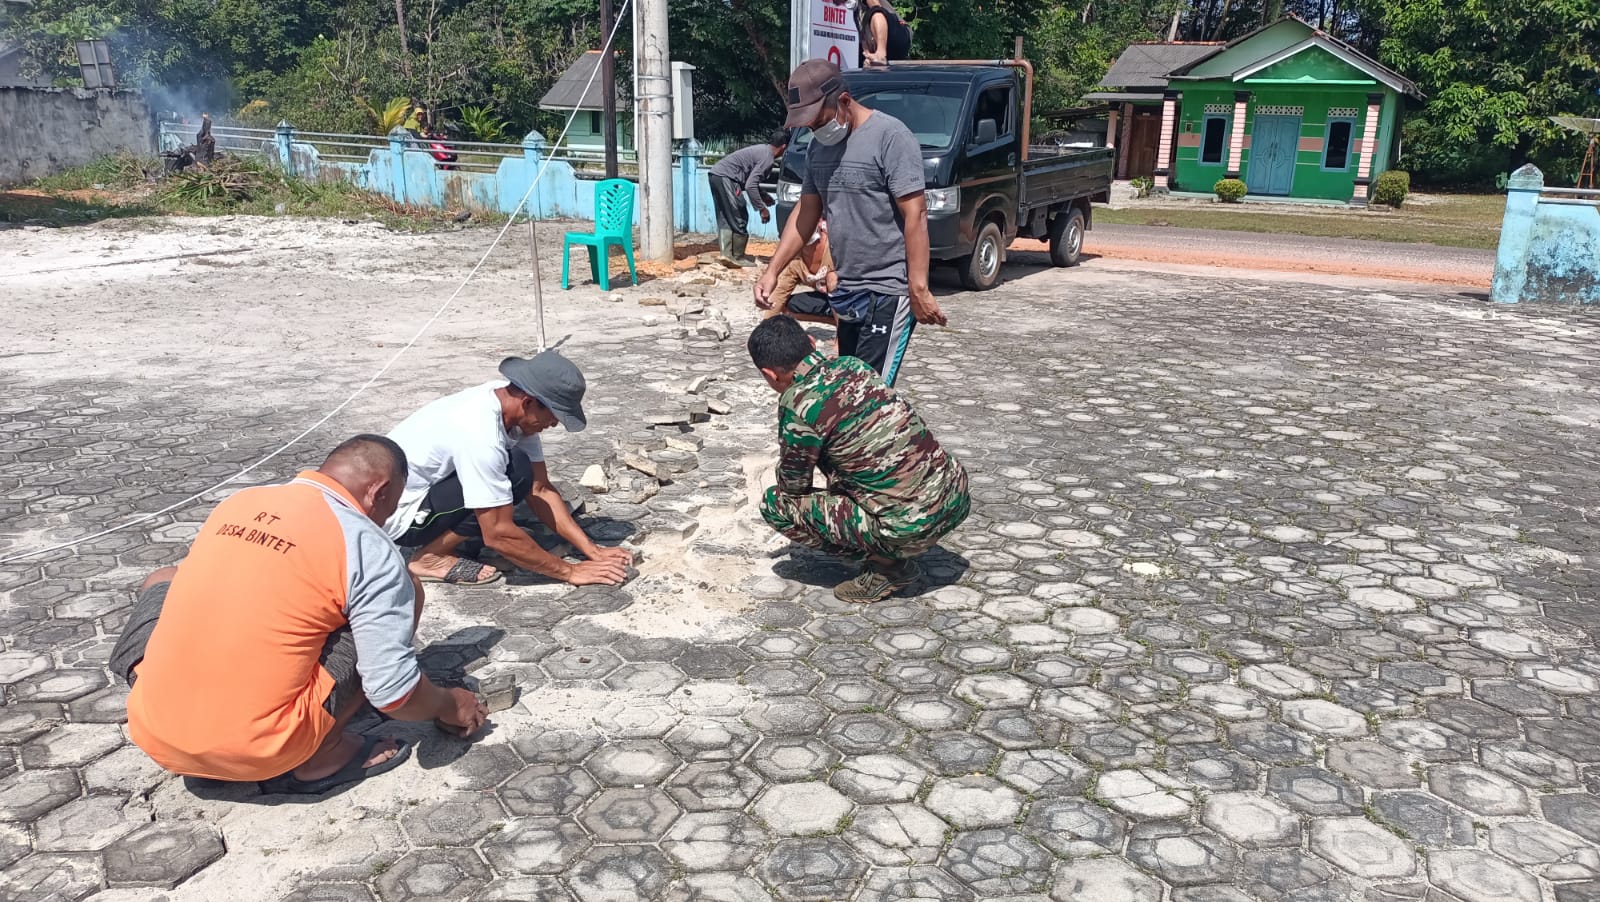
[110,581,361,717]
[831,290,916,387]
[786,292,834,319]
[395,450,536,548]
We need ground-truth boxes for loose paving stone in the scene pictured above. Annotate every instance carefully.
[1310,817,1418,879]
[103,821,225,888]
[943,827,1053,895]
[925,776,1023,829]
[1201,792,1302,848]
[1427,850,1543,902]
[754,782,854,836]
[846,804,947,864]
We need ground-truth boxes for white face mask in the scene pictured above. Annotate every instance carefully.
[812,112,849,146]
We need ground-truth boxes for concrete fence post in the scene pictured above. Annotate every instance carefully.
[1490,164,1543,305]
[679,139,703,233]
[522,131,547,219]
[274,120,294,172]
[387,127,410,206]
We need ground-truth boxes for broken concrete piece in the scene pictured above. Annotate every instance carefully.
[647,516,699,541]
[667,299,706,317]
[686,375,712,394]
[580,465,609,493]
[638,296,668,307]
[641,314,672,327]
[621,453,663,479]
[696,320,732,341]
[649,449,699,475]
[707,397,734,416]
[645,410,692,427]
[619,431,667,454]
[479,674,520,714]
[608,292,626,303]
[664,433,705,453]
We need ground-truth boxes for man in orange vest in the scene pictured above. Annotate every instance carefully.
[111,435,487,794]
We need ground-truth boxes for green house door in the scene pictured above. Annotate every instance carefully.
[1246,114,1300,196]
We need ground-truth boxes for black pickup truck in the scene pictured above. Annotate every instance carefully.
[776,60,1114,291]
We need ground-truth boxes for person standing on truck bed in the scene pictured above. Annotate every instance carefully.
[709,130,789,267]
[754,59,946,388]
[858,0,912,67]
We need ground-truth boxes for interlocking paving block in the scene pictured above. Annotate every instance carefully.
[942,827,1052,895]
[603,662,688,696]
[663,811,767,871]
[1427,850,1543,902]
[0,767,80,822]
[743,697,830,736]
[400,793,509,847]
[995,748,1090,797]
[1167,742,1261,792]
[1187,684,1267,722]
[814,676,896,713]
[1096,768,1196,820]
[662,719,758,763]
[1126,822,1240,886]
[1200,792,1302,849]
[1425,698,1520,740]
[953,673,1037,708]
[1281,699,1370,738]
[0,852,105,901]
[473,876,577,901]
[759,837,868,902]
[660,873,776,902]
[283,883,379,902]
[11,667,109,703]
[1471,679,1561,717]
[0,702,65,745]
[832,754,929,804]
[1427,764,1532,817]
[442,742,524,792]
[585,739,681,786]
[924,776,1023,830]
[908,731,1000,777]
[1025,796,1127,857]
[376,847,491,901]
[871,627,947,660]
[511,729,604,765]
[824,713,911,756]
[974,709,1064,751]
[666,761,764,812]
[1238,848,1356,902]
[1049,857,1165,902]
[541,647,624,681]
[750,737,841,783]
[567,844,673,902]
[890,695,973,732]
[743,662,825,696]
[1526,718,1600,764]
[1226,721,1315,765]
[1488,820,1600,881]
[881,660,961,695]
[846,803,947,864]
[0,822,29,870]
[480,816,591,875]
[1309,817,1418,879]
[580,787,682,842]
[103,821,225,888]
[1371,791,1476,848]
[754,782,854,836]
[857,865,975,902]
[34,793,149,851]
[1265,766,1363,816]
[500,764,601,816]
[1541,793,1600,843]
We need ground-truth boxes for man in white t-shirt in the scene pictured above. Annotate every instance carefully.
[384,352,632,587]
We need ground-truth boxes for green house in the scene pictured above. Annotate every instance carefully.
[540,50,634,154]
[1088,17,1421,204]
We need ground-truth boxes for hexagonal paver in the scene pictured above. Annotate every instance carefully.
[744,697,830,736]
[580,787,682,842]
[1281,699,1369,738]
[1427,764,1532,817]
[1050,857,1165,902]
[481,816,591,875]
[1541,793,1600,843]
[568,844,672,902]
[823,713,910,755]
[1266,766,1363,816]
[813,676,895,713]
[1127,823,1239,886]
[1201,792,1302,848]
[846,803,947,864]
[832,754,928,803]
[511,729,603,765]
[857,864,974,902]
[0,852,105,901]
[1489,820,1600,881]
[400,793,508,847]
[1427,850,1543,902]
[376,847,491,900]
[755,782,854,836]
[925,776,1023,829]
[1372,791,1476,848]
[541,647,623,681]
[0,768,80,822]
[34,794,149,851]
[759,837,867,902]
[103,821,226,888]
[501,764,600,816]
[908,731,1000,776]
[1096,768,1196,820]
[585,740,680,786]
[1310,817,1418,878]
[943,826,1053,895]
[953,673,1037,708]
[663,811,767,871]
[1327,740,1418,789]
[995,748,1090,797]
[602,661,687,695]
[1026,797,1127,857]
[663,719,758,763]
[891,694,973,732]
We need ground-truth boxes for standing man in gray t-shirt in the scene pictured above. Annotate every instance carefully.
[709,130,788,267]
[754,59,947,387]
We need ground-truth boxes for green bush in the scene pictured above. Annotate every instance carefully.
[1213,178,1247,203]
[1130,176,1154,198]
[1372,170,1410,207]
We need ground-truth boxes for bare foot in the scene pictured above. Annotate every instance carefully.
[407,552,501,584]
[293,732,400,782]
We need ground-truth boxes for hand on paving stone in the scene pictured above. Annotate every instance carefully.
[439,687,488,737]
[565,559,629,586]
[589,546,636,567]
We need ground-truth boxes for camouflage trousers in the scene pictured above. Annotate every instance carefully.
[760,477,970,563]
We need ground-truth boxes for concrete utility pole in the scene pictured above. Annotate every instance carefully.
[600,0,618,179]
[636,0,674,262]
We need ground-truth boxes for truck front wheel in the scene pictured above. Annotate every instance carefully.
[1049,208,1085,267]
[960,221,1005,291]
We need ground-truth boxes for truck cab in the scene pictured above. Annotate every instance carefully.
[776,62,1113,290]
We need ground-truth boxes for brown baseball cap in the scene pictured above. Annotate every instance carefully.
[784,59,846,129]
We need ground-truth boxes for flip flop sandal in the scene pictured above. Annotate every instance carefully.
[258,735,412,796]
[417,558,502,586]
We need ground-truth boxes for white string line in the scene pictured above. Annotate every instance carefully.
[0,1,634,566]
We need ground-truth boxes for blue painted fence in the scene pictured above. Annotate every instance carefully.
[163,122,780,241]
[1491,164,1600,305]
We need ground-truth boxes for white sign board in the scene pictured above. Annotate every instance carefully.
[807,0,858,71]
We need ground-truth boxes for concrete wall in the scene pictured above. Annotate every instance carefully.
[1491,165,1600,306]
[0,87,155,185]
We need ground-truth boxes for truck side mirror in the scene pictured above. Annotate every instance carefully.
[973,118,999,146]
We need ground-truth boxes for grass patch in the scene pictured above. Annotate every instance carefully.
[1097,193,1504,250]
[3,154,503,232]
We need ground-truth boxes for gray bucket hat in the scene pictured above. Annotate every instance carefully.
[499,351,587,432]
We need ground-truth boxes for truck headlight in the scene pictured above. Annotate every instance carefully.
[926,187,958,213]
[778,181,802,203]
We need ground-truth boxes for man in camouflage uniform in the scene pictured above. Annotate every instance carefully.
[747,315,969,603]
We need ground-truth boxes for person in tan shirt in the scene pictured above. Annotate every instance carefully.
[766,221,840,351]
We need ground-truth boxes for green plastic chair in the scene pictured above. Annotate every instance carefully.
[561,178,638,290]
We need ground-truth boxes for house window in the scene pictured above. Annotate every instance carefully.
[588,110,602,133]
[1323,118,1355,170]
[1199,115,1229,165]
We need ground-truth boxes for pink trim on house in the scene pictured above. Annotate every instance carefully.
[1156,97,1177,188]
[1226,98,1248,174]
[1354,101,1380,181]
[1298,136,1324,152]
[1177,132,1202,148]
[1106,108,1119,150]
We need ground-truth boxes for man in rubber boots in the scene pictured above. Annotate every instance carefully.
[384,351,633,587]
[748,315,969,603]
[709,129,788,266]
[113,435,488,794]
[754,59,946,387]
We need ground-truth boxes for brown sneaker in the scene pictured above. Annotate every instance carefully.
[834,560,923,604]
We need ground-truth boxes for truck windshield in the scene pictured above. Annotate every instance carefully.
[794,83,968,150]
